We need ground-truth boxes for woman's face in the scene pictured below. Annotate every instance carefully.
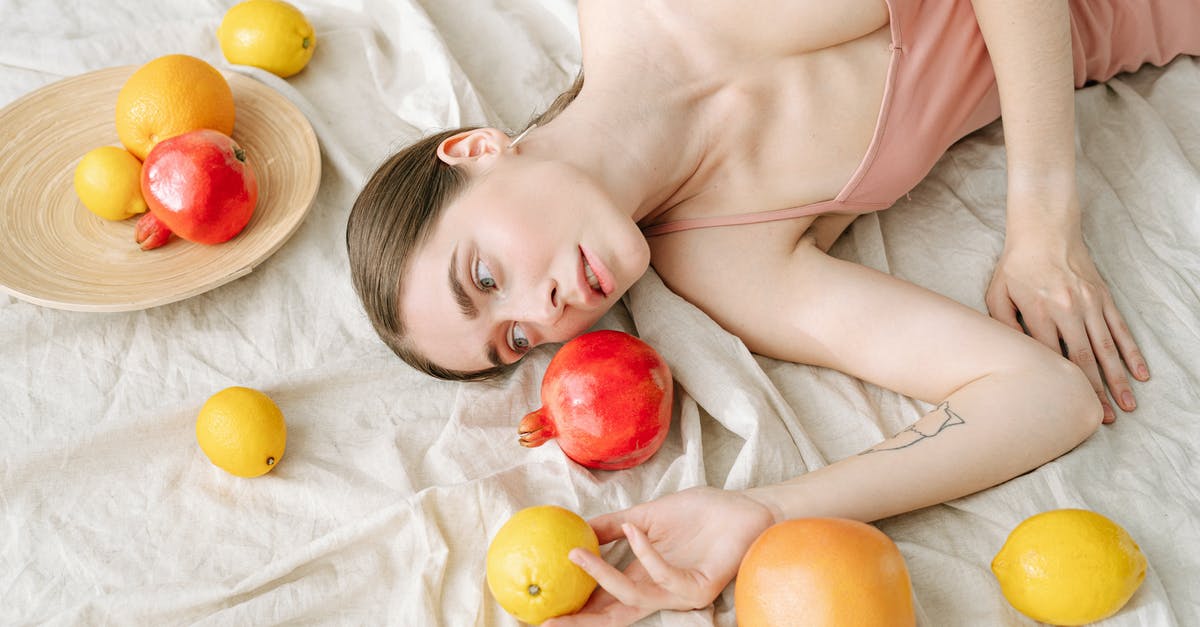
[400,148,651,373]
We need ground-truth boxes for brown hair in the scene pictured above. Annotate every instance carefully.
[346,71,585,381]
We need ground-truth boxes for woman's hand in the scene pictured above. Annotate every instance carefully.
[542,486,776,627]
[970,0,1150,422]
[985,228,1149,423]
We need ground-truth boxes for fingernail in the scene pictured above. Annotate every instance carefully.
[1138,364,1150,379]
[1103,402,1115,422]
[567,549,585,566]
[1121,392,1136,411]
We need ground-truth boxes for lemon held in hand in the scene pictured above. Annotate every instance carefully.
[992,508,1147,626]
[196,386,287,478]
[219,0,316,78]
[73,146,147,221]
[486,505,600,625]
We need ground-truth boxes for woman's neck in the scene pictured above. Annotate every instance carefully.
[516,79,710,225]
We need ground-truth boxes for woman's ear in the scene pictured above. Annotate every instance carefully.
[437,128,509,168]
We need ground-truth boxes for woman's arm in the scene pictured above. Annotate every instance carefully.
[971,0,1076,217]
[740,246,1101,523]
[970,0,1150,420]
[680,234,1103,522]
[548,233,1101,625]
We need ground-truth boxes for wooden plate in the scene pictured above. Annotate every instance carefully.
[0,65,321,312]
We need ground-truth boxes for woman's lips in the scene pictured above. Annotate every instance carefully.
[584,259,601,293]
[579,245,614,297]
[575,250,603,307]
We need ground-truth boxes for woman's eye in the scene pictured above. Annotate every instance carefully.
[511,324,530,352]
[474,258,496,290]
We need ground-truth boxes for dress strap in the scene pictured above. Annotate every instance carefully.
[640,198,884,237]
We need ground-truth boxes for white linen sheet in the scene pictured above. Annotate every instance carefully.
[2,1,1197,625]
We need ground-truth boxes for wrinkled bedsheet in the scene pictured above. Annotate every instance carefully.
[2,1,1198,625]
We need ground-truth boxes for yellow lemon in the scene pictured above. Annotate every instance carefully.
[196,386,287,478]
[486,505,600,625]
[991,509,1147,625]
[218,0,316,78]
[72,146,148,221]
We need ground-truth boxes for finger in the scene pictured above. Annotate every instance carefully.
[985,287,1025,334]
[543,607,646,626]
[1059,317,1115,424]
[568,548,656,609]
[622,523,707,608]
[542,600,645,627]
[1021,309,1063,357]
[1085,311,1135,413]
[542,593,647,627]
[573,586,619,614]
[587,511,630,545]
[1103,297,1150,382]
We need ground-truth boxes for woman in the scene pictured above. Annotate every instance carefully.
[347,0,1196,623]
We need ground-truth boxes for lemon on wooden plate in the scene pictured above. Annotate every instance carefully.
[196,386,287,478]
[486,505,600,625]
[73,146,148,221]
[992,508,1147,625]
[218,0,316,78]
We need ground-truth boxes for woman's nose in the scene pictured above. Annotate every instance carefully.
[527,281,562,326]
[499,280,562,328]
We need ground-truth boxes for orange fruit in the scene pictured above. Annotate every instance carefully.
[735,518,915,627]
[115,54,236,161]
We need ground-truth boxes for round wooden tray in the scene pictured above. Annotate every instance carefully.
[0,65,321,312]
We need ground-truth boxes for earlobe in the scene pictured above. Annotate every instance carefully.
[437,128,507,166]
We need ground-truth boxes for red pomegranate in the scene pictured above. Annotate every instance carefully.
[133,211,172,250]
[518,330,673,470]
[140,128,258,245]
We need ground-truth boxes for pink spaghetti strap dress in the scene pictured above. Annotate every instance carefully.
[641,0,1200,237]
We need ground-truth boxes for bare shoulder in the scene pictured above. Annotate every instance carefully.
[582,0,889,59]
[647,214,855,344]
[647,217,816,353]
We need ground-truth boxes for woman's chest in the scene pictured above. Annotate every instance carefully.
[647,26,894,230]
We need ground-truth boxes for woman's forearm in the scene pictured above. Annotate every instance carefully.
[971,0,1079,236]
[743,361,1100,524]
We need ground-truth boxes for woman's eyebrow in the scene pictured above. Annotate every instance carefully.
[448,244,478,319]
[449,244,504,367]
[485,343,503,368]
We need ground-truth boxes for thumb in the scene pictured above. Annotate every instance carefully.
[985,284,1024,334]
[588,510,631,545]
